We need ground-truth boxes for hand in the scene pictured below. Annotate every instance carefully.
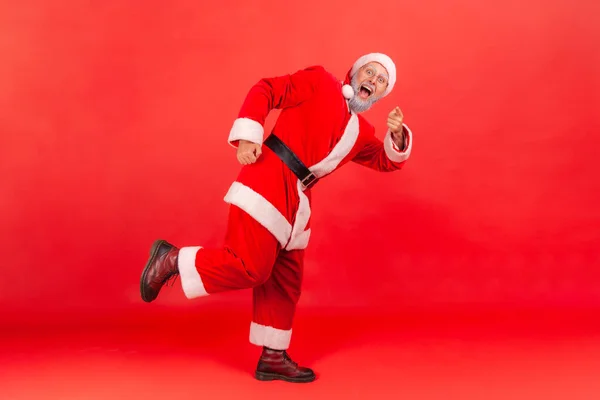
[387,106,404,134]
[237,140,262,165]
[387,106,405,149]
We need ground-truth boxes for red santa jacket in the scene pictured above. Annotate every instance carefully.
[223,65,413,251]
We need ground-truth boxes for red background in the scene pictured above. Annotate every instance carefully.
[1,0,599,323]
[1,1,599,398]
[1,0,600,381]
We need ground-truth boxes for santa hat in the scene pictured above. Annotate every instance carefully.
[342,53,396,100]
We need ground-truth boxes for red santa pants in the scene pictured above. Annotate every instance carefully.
[177,204,303,350]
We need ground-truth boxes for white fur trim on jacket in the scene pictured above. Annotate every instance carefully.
[223,181,312,251]
[249,322,292,350]
[224,182,292,247]
[228,117,265,147]
[224,112,364,251]
[285,180,311,250]
[384,123,412,163]
[308,113,359,178]
[178,246,209,299]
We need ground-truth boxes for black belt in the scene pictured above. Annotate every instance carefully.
[264,133,318,189]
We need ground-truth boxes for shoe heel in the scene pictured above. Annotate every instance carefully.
[255,371,276,381]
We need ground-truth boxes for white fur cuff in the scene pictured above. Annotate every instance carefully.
[384,123,413,163]
[228,118,264,147]
[249,322,292,350]
[178,246,209,298]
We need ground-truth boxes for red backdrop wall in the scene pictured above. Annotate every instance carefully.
[1,0,598,326]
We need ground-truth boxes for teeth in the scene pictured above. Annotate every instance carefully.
[361,85,372,94]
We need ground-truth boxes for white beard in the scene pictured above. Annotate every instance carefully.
[347,75,381,113]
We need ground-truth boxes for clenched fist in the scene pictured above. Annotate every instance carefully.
[237,139,262,165]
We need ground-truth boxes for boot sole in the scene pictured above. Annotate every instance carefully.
[255,371,316,383]
[140,239,167,303]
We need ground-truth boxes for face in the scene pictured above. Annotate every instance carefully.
[348,62,389,113]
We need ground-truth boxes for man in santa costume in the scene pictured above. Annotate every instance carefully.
[140,52,413,383]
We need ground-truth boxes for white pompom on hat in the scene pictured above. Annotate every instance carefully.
[341,52,397,100]
[341,84,355,99]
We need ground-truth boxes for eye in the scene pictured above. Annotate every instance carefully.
[365,69,373,76]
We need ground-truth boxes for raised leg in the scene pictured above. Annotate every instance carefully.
[140,204,281,302]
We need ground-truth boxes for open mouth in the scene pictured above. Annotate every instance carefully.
[359,84,373,98]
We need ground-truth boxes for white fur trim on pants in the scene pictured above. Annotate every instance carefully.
[249,322,292,350]
[178,246,209,299]
[228,117,265,147]
[384,123,413,163]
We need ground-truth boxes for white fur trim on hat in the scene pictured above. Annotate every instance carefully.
[350,53,396,97]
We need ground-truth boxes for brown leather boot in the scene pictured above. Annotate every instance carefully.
[140,239,179,302]
[255,347,316,383]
